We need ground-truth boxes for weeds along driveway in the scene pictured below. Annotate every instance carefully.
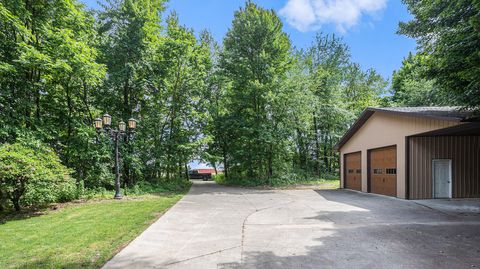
[103,181,480,269]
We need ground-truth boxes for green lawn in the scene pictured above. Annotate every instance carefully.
[215,175,340,189]
[285,178,340,189]
[0,193,185,269]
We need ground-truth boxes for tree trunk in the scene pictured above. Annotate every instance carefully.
[178,160,182,179]
[222,140,229,180]
[65,82,73,166]
[323,133,329,174]
[296,128,307,171]
[184,163,189,180]
[313,112,321,177]
[123,79,131,185]
[268,144,273,178]
[123,136,131,187]
[329,135,334,173]
[166,165,170,181]
[212,162,218,175]
[11,196,21,212]
[35,70,41,121]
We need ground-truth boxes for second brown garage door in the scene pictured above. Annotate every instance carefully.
[345,152,362,191]
[369,146,397,197]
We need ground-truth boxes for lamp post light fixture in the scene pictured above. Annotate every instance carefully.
[128,118,137,129]
[103,113,112,127]
[95,113,137,200]
[119,121,126,133]
[94,118,103,129]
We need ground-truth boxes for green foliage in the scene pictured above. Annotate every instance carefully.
[295,34,386,178]
[215,31,386,186]
[0,0,107,189]
[0,140,75,211]
[389,53,456,107]
[138,13,212,181]
[96,0,167,185]
[219,2,293,180]
[398,0,480,108]
[212,173,226,184]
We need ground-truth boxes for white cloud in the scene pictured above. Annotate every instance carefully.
[279,0,387,33]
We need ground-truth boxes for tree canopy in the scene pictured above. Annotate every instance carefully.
[398,0,480,108]
[0,0,475,192]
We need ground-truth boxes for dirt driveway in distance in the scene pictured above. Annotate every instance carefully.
[104,181,480,269]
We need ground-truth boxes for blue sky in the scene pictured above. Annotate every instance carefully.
[82,0,416,80]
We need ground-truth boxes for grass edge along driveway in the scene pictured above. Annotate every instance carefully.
[0,192,186,269]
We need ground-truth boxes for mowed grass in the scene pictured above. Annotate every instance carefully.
[215,174,340,189]
[276,178,340,189]
[0,193,185,269]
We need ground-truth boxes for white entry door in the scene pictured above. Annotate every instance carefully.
[433,159,452,199]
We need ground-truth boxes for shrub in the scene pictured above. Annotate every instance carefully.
[0,141,76,211]
[212,173,226,184]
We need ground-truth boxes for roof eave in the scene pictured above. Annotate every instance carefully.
[334,107,468,151]
[369,108,466,122]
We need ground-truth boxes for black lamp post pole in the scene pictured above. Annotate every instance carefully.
[114,131,122,199]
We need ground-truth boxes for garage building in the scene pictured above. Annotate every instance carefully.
[335,107,480,199]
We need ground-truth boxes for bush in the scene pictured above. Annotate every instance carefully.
[0,141,76,211]
[212,173,226,184]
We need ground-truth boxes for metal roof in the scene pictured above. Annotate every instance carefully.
[334,106,476,150]
[368,106,473,121]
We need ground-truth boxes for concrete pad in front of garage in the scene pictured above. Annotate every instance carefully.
[415,199,480,214]
[103,182,480,269]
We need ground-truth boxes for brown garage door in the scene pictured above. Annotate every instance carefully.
[369,146,397,197]
[345,152,362,191]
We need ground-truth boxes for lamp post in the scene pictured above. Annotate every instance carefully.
[94,114,137,199]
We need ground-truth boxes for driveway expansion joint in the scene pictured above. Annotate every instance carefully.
[240,193,295,264]
[161,245,242,267]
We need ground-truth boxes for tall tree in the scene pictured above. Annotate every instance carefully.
[399,0,480,108]
[219,2,292,180]
[285,34,387,178]
[390,52,455,107]
[305,34,351,176]
[139,13,212,180]
[97,0,165,185]
[200,30,227,176]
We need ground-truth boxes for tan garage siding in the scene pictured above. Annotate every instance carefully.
[409,136,480,199]
[340,112,460,198]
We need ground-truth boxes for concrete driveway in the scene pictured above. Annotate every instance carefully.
[104,181,480,269]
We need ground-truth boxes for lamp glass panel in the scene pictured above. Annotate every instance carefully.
[119,122,126,132]
[128,118,137,129]
[103,114,112,126]
[94,118,103,129]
